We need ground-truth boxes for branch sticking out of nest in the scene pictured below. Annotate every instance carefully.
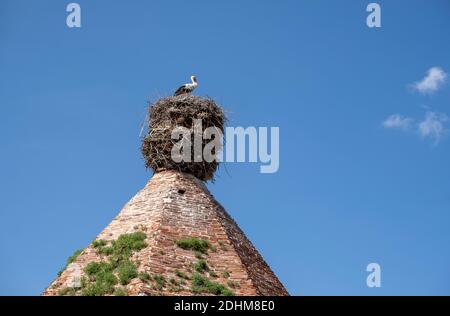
[141,95,226,181]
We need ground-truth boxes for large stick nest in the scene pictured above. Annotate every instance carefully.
[141,95,226,181]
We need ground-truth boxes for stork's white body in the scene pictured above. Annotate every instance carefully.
[174,76,198,96]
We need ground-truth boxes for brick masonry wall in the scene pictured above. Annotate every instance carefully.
[43,170,288,296]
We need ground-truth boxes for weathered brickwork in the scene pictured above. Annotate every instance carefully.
[43,170,288,296]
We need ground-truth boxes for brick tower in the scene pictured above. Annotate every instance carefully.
[43,96,288,296]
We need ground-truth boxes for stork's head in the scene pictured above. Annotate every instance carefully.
[191,75,197,84]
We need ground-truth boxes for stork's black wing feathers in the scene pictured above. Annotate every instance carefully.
[174,85,187,96]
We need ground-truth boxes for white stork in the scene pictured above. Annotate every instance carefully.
[174,76,198,96]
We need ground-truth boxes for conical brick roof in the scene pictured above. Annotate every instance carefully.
[43,170,288,296]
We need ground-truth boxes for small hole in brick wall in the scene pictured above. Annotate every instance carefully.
[178,189,186,195]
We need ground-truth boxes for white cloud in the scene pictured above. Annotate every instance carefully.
[411,67,447,95]
[418,111,448,144]
[382,114,413,130]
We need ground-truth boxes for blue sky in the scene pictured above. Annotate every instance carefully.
[1,0,450,296]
